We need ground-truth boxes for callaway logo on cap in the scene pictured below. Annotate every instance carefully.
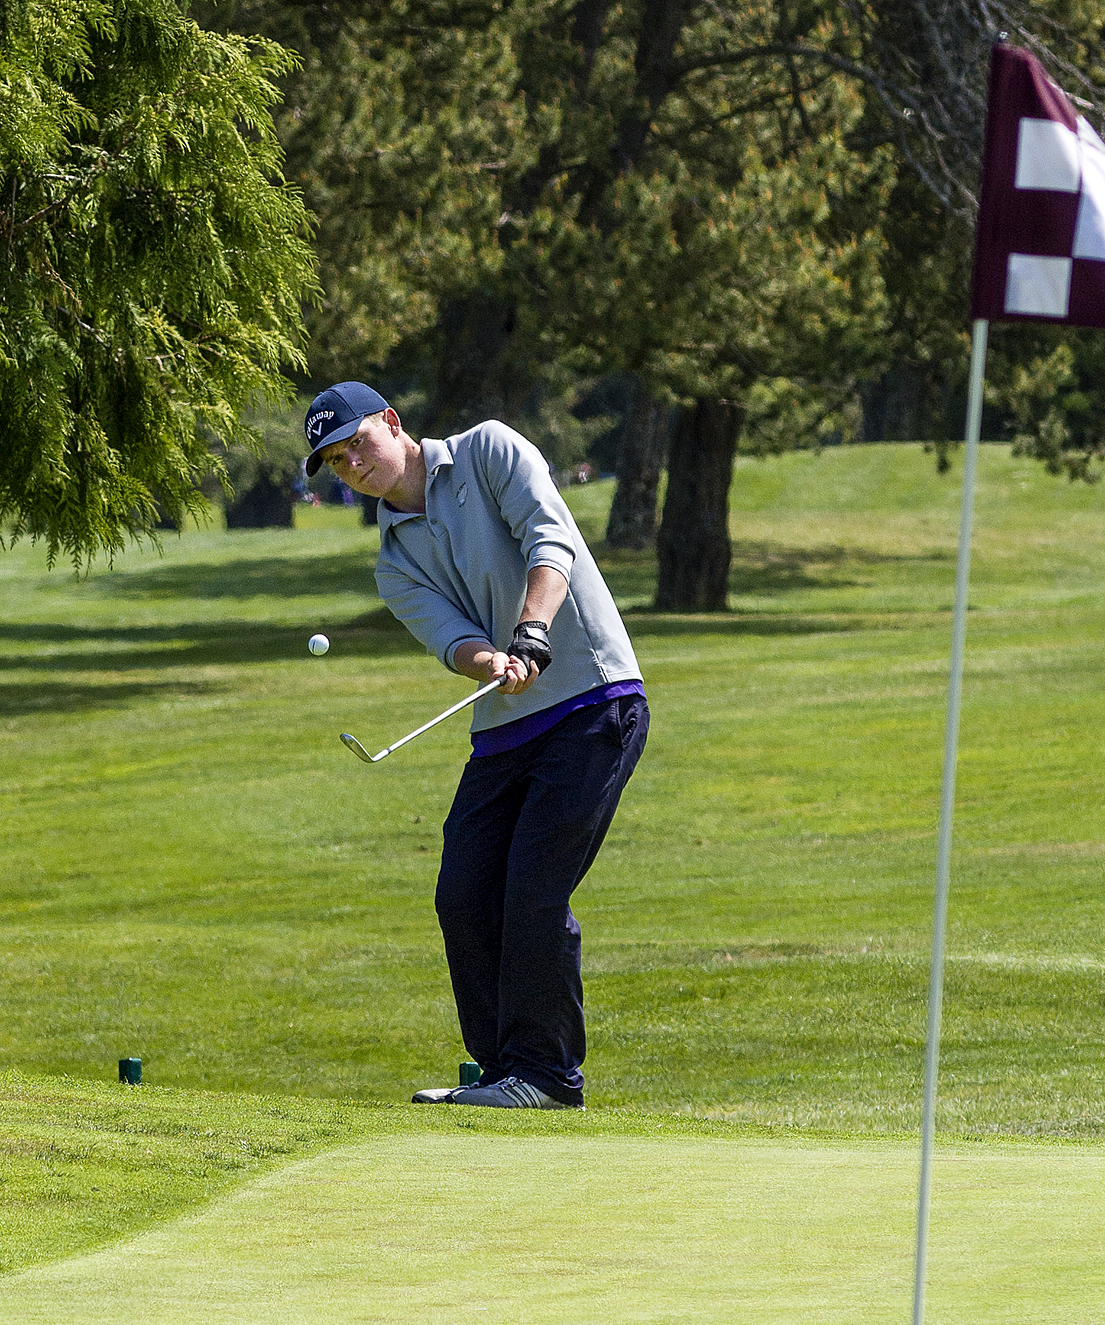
[302,382,390,476]
[306,410,335,438]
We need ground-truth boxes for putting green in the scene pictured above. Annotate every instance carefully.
[2,1129,1102,1323]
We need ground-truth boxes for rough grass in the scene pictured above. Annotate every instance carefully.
[0,1071,373,1275]
[3,444,1105,1277]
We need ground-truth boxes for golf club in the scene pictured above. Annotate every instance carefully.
[341,676,507,764]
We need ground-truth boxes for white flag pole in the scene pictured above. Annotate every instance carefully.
[911,316,989,1325]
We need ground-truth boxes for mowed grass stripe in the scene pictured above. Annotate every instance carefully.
[2,1128,1104,1324]
[3,443,1105,1274]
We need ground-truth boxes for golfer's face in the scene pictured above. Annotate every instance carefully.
[323,412,404,497]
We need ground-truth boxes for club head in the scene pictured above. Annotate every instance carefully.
[340,732,388,764]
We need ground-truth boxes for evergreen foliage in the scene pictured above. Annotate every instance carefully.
[226,397,309,495]
[197,2,891,430]
[283,13,527,384]
[0,0,318,566]
[199,2,1105,471]
[986,333,1105,482]
[188,0,1105,562]
[196,0,528,382]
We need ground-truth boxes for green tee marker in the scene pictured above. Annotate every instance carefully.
[118,1057,142,1085]
[459,1061,480,1088]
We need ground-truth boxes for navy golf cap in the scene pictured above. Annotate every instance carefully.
[303,382,390,476]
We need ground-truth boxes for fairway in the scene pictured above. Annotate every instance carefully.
[4,444,1105,1129]
[3,442,1105,1286]
[2,1120,1103,1324]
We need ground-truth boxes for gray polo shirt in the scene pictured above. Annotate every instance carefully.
[375,420,642,733]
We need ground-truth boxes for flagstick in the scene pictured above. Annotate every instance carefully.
[911,316,989,1325]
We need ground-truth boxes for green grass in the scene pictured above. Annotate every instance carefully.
[3,444,1105,1288]
[0,1071,374,1275]
[3,1079,1104,1323]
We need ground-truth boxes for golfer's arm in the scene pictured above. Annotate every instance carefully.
[452,567,568,684]
[519,565,568,627]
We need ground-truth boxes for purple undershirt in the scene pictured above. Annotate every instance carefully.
[470,680,646,758]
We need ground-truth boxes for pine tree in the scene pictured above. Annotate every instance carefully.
[194,0,527,383]
[0,0,318,566]
[483,1,893,607]
[190,0,1105,607]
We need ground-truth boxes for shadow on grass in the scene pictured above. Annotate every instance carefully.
[724,539,950,595]
[75,536,947,613]
[0,680,224,717]
[601,538,950,636]
[88,553,375,601]
[2,530,948,693]
[0,611,421,686]
[623,612,864,638]
[598,539,951,607]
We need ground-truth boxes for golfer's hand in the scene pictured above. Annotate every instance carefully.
[488,650,539,694]
[451,639,539,692]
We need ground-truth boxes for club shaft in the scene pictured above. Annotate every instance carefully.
[373,677,505,759]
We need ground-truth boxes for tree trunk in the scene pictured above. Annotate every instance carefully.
[361,494,379,525]
[654,399,741,611]
[605,386,669,548]
[225,473,294,529]
[153,500,177,530]
[425,293,526,437]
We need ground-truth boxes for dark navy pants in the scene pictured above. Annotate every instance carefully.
[435,694,649,1106]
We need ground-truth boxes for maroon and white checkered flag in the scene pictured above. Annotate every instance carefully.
[971,43,1105,326]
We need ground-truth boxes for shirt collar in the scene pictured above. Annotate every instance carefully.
[420,436,453,476]
[377,438,452,529]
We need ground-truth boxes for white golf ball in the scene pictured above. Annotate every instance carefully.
[308,634,330,656]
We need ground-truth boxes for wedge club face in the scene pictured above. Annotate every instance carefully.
[340,733,386,763]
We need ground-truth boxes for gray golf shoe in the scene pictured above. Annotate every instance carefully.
[451,1076,581,1109]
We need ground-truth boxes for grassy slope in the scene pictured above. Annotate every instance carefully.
[0,1069,768,1278]
[0,1071,373,1274]
[2,445,1105,1269]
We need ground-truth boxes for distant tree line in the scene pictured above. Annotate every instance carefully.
[195,0,1105,607]
[2,0,1103,584]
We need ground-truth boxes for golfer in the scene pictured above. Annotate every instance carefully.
[304,382,648,1109]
